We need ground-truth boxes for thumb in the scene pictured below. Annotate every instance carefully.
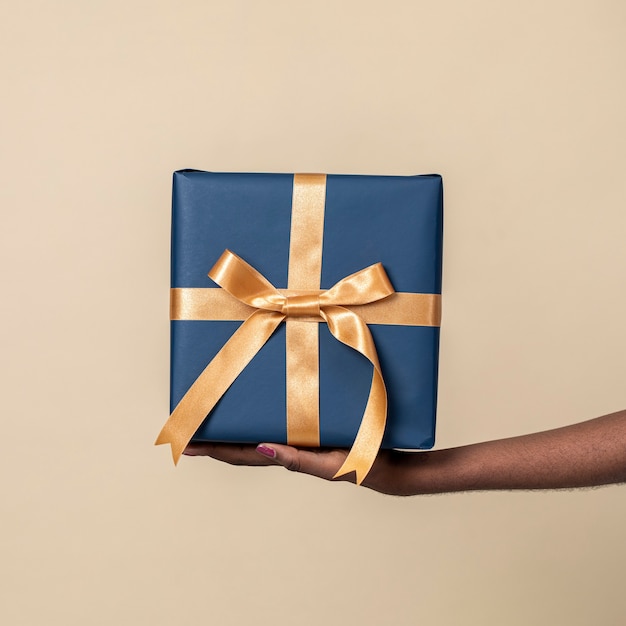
[256,443,351,482]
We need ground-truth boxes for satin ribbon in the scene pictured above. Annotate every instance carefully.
[170,288,441,327]
[156,250,395,484]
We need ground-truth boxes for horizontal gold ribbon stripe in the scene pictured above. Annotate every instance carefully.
[171,288,441,327]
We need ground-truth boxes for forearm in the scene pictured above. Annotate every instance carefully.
[398,410,626,495]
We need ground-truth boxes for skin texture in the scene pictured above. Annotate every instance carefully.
[183,409,626,496]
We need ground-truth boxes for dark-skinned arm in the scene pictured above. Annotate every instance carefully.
[184,409,626,496]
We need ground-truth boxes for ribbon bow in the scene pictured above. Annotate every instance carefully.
[156,249,395,483]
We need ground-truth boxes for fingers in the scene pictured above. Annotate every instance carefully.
[255,443,352,482]
[183,442,274,466]
[183,441,352,482]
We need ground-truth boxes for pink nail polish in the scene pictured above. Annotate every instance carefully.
[256,445,276,458]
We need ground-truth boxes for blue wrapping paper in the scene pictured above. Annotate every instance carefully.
[171,170,443,449]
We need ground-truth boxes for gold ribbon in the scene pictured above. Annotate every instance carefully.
[170,288,441,327]
[156,174,441,484]
[285,173,326,447]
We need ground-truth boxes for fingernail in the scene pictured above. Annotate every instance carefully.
[256,444,276,459]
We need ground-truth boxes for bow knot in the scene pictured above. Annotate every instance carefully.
[280,293,320,318]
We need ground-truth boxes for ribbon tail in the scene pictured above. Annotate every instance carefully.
[322,306,388,485]
[156,309,284,464]
[332,371,386,484]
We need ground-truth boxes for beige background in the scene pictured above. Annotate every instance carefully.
[1,1,625,624]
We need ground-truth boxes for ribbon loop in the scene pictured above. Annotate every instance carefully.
[321,262,394,306]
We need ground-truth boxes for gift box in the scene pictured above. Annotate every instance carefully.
[157,170,443,483]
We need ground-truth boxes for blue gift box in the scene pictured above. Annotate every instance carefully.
[169,170,443,454]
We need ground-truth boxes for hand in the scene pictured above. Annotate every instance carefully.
[184,443,419,495]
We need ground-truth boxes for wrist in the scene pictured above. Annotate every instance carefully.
[409,447,483,495]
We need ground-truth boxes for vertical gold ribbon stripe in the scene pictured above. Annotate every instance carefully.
[285,174,327,447]
[288,174,327,290]
[284,321,320,445]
